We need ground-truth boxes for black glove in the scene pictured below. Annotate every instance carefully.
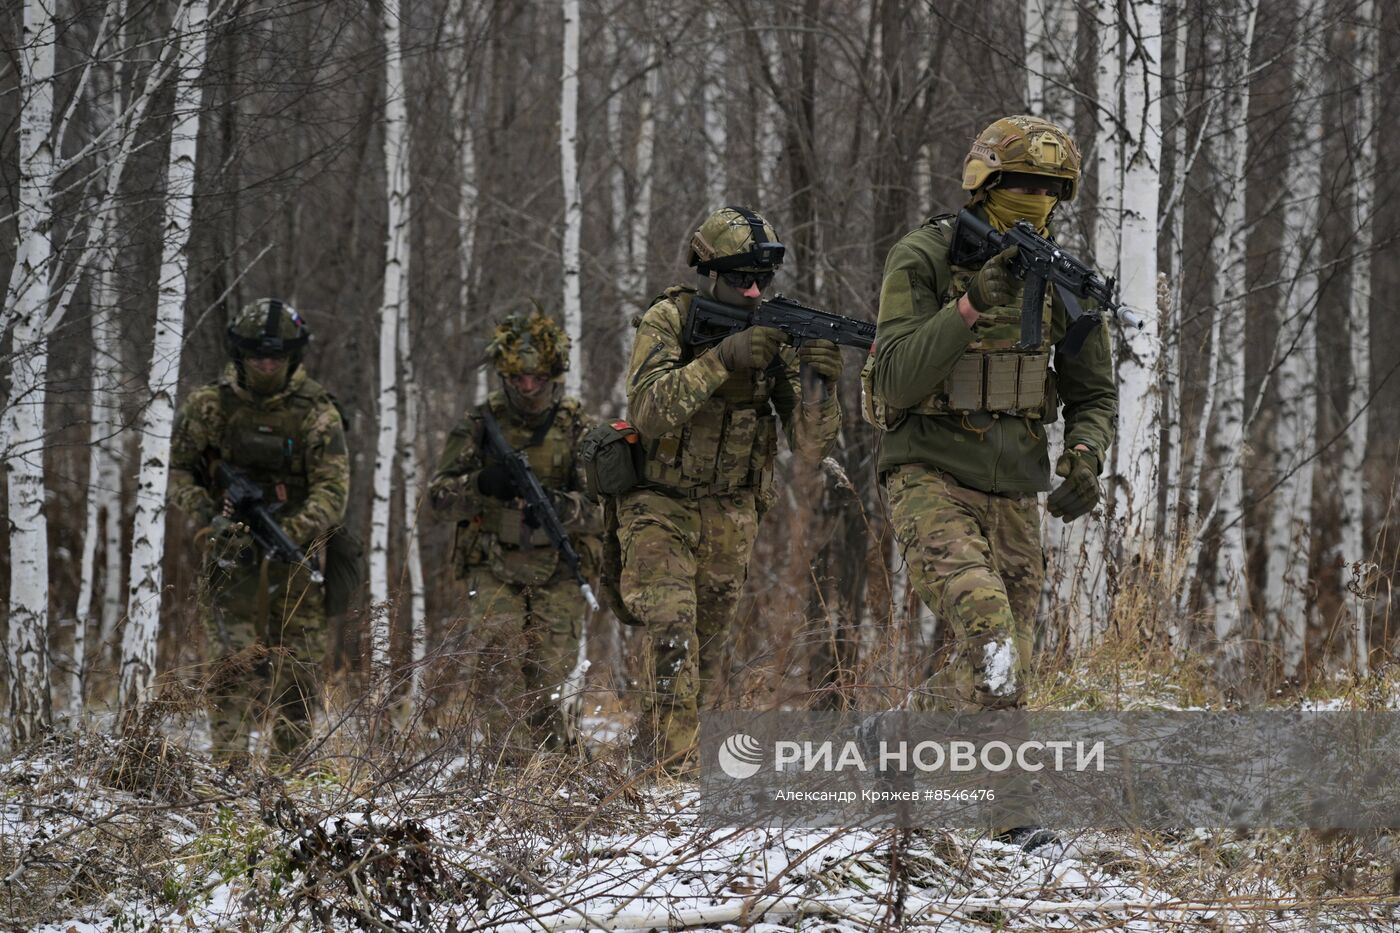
[476,461,519,500]
[965,245,1020,313]
[1047,448,1100,522]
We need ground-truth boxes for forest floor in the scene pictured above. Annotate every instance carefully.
[5,647,1400,932]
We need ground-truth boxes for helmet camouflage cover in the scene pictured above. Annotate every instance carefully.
[688,206,786,272]
[962,115,1082,201]
[225,298,310,360]
[486,309,570,376]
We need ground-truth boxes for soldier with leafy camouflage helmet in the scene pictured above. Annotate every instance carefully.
[616,206,843,775]
[866,115,1116,714]
[429,309,600,751]
[169,298,350,764]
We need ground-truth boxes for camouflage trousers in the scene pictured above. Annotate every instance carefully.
[202,546,325,764]
[886,465,1043,711]
[617,488,760,770]
[465,565,585,750]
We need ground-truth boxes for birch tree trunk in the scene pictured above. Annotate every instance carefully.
[1205,0,1258,674]
[1338,0,1378,673]
[618,51,655,316]
[4,0,58,742]
[447,0,479,357]
[1262,0,1324,675]
[1114,0,1163,543]
[370,0,409,681]
[559,0,583,397]
[396,188,427,705]
[1163,0,1190,586]
[1025,0,1079,648]
[1053,0,1118,650]
[73,248,124,716]
[120,0,211,710]
[702,9,727,207]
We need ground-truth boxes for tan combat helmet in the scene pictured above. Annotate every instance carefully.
[688,206,785,273]
[962,115,1082,201]
[225,298,311,364]
[485,308,571,377]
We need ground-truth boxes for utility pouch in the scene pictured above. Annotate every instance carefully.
[579,419,643,497]
[946,353,985,411]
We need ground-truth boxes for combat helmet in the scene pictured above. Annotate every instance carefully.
[688,206,785,273]
[962,115,1082,201]
[485,308,570,377]
[225,298,311,364]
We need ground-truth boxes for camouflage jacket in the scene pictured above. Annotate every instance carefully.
[429,392,599,581]
[871,213,1117,494]
[168,364,350,546]
[626,287,842,495]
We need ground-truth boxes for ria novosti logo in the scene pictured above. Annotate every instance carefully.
[717,733,764,779]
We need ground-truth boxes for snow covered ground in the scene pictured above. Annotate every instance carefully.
[5,718,1399,932]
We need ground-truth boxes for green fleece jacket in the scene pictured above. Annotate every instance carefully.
[872,214,1117,494]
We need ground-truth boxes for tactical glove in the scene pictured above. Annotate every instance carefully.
[207,514,254,562]
[715,325,785,372]
[477,461,519,500]
[1047,448,1100,522]
[965,245,1021,313]
[798,339,842,383]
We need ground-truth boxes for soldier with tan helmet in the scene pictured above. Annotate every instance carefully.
[169,299,350,764]
[866,115,1117,714]
[429,310,599,751]
[617,206,843,775]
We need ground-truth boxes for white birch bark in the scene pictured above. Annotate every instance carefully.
[605,22,628,272]
[1204,0,1258,672]
[4,0,58,742]
[1337,0,1377,673]
[1262,0,1324,674]
[1054,0,1119,650]
[72,249,124,716]
[1114,0,1163,543]
[559,0,583,397]
[757,30,783,205]
[370,0,409,680]
[611,50,659,404]
[1163,0,1189,582]
[396,183,427,705]
[119,0,211,710]
[1026,0,1078,645]
[447,0,479,355]
[702,9,726,207]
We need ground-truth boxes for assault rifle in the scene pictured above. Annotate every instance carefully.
[215,461,324,584]
[954,209,1145,355]
[685,293,876,352]
[478,407,599,612]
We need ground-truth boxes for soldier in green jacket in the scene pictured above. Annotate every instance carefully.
[867,115,1117,712]
[430,311,598,750]
[169,299,350,763]
[620,206,844,774]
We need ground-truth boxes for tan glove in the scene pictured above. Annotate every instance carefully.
[965,245,1021,313]
[716,326,785,371]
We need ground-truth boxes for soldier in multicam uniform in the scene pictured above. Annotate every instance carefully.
[429,311,598,751]
[619,206,844,774]
[169,299,349,764]
[866,116,1117,714]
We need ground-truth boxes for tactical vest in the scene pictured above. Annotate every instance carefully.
[216,377,330,511]
[862,215,1057,431]
[476,397,577,549]
[638,286,779,499]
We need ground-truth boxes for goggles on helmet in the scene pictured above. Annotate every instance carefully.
[694,205,787,272]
